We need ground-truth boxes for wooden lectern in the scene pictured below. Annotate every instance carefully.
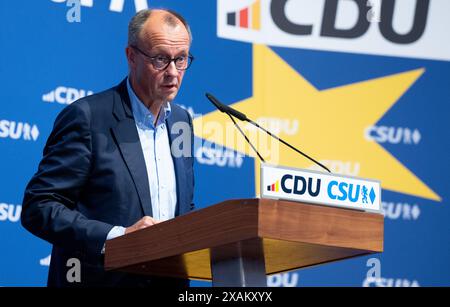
[105,198,384,286]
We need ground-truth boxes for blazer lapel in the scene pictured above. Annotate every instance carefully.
[166,110,187,217]
[110,80,153,217]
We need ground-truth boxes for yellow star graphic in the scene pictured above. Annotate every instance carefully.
[194,45,440,202]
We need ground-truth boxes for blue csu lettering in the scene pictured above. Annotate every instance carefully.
[281,175,321,196]
[327,181,374,204]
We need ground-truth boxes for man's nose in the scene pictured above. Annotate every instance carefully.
[165,61,179,77]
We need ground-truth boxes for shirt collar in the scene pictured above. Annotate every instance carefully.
[126,77,171,129]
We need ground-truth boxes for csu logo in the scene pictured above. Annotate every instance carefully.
[196,146,244,168]
[365,126,421,145]
[262,164,381,212]
[0,203,21,223]
[273,173,376,205]
[327,181,376,204]
[0,120,39,141]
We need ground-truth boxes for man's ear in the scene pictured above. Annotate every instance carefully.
[125,46,135,68]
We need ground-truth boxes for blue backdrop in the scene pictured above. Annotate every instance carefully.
[0,0,449,287]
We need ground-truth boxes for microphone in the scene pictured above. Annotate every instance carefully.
[205,93,331,173]
[206,93,247,121]
[205,93,265,162]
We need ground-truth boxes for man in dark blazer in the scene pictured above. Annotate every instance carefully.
[21,9,195,287]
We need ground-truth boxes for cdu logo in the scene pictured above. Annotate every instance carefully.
[218,0,449,61]
[226,0,261,31]
[42,86,94,105]
[280,174,321,197]
[261,164,381,213]
[267,180,280,192]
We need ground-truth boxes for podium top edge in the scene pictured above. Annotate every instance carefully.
[260,162,382,184]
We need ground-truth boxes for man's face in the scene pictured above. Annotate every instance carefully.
[127,16,190,106]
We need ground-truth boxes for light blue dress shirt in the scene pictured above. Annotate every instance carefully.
[104,78,177,243]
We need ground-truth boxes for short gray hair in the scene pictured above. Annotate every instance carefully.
[128,9,192,47]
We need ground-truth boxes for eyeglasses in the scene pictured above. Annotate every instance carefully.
[130,45,194,71]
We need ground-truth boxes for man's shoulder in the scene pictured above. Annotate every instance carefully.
[71,84,119,111]
[170,103,193,123]
[59,81,125,120]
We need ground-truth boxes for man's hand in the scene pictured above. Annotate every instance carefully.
[125,216,160,234]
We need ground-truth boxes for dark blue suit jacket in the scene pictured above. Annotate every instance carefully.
[21,79,194,287]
